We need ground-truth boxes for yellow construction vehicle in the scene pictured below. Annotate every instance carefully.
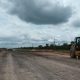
[70,37,80,58]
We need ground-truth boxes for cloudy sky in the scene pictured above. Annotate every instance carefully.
[0,0,80,48]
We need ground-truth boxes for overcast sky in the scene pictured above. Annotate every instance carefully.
[0,0,80,48]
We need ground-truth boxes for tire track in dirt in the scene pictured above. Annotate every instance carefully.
[12,54,45,80]
[0,51,8,80]
[4,53,18,80]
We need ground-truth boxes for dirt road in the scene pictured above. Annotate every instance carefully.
[0,51,80,80]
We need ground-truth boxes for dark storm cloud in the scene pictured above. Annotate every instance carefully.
[11,0,72,25]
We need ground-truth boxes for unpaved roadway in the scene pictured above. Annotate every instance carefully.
[0,51,80,80]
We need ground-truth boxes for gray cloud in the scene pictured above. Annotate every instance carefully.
[73,19,80,27]
[0,36,52,48]
[0,0,79,48]
[10,0,72,25]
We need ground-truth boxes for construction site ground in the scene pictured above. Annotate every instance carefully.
[0,50,80,80]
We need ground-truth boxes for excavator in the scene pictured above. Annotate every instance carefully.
[70,37,80,58]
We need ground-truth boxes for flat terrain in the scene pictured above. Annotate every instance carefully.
[0,50,80,80]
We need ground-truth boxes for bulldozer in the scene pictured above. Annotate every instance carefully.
[70,37,80,58]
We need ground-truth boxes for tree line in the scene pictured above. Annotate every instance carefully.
[37,43,70,50]
[19,42,71,50]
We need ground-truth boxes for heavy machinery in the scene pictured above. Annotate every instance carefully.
[70,37,80,58]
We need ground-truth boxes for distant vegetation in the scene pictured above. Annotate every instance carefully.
[38,43,70,50]
[18,43,71,50]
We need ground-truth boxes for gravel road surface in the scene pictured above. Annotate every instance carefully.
[0,51,80,80]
